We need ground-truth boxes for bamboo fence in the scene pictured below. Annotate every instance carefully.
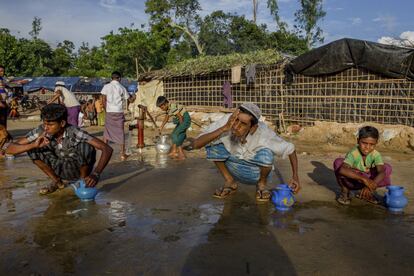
[163,65,414,127]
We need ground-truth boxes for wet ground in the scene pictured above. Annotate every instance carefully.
[1,120,414,275]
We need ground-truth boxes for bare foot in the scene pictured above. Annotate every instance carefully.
[121,154,129,161]
[176,153,186,160]
[168,152,178,158]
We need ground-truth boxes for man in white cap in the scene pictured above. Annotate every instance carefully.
[191,103,300,202]
[48,81,81,126]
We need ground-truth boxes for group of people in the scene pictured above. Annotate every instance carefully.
[1,67,392,205]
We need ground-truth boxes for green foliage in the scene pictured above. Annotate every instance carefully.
[199,11,271,56]
[51,40,75,75]
[68,43,108,77]
[0,28,20,75]
[29,16,42,40]
[268,31,309,56]
[0,3,315,78]
[163,49,282,76]
[294,0,326,47]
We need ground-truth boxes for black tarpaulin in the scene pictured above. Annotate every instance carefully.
[287,38,414,80]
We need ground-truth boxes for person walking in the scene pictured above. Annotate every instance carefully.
[100,71,130,160]
[48,81,81,126]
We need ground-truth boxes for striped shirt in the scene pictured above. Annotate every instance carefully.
[26,125,92,155]
[344,146,384,173]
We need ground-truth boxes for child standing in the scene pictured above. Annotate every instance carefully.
[86,99,97,126]
[8,98,19,119]
[156,96,191,160]
[333,126,392,205]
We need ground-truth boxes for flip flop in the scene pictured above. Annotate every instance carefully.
[336,194,351,205]
[256,189,271,203]
[213,185,238,199]
[39,183,59,195]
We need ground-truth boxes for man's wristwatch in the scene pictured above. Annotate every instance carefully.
[91,171,100,179]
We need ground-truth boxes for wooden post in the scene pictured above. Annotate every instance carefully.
[135,57,139,80]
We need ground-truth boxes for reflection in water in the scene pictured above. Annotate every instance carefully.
[31,197,104,273]
[182,192,297,275]
[126,147,172,169]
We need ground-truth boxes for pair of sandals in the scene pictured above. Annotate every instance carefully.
[39,180,65,195]
[213,183,271,203]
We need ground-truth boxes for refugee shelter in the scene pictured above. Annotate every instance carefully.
[139,38,414,127]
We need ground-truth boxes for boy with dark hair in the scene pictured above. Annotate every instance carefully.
[6,104,113,195]
[334,126,392,205]
[157,96,191,160]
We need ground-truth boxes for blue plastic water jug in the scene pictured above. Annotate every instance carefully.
[384,185,408,212]
[271,184,295,211]
[71,179,98,201]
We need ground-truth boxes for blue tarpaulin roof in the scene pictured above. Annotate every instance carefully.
[23,77,80,93]
[22,77,138,93]
[72,78,138,94]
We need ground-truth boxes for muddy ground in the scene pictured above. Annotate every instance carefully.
[0,119,413,275]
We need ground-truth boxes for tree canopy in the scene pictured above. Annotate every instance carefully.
[0,2,319,78]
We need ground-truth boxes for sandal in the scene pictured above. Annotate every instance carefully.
[256,189,271,203]
[39,180,64,195]
[213,184,238,199]
[336,194,351,205]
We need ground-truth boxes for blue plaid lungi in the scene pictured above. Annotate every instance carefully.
[206,143,274,184]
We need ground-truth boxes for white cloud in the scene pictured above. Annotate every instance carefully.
[378,31,414,47]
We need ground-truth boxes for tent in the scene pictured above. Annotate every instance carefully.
[287,38,414,80]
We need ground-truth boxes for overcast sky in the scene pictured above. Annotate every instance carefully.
[0,0,413,49]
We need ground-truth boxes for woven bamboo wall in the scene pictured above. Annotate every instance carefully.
[163,65,414,127]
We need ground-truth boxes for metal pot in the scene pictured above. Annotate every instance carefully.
[156,134,171,154]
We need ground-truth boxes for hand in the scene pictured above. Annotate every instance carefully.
[221,110,239,132]
[84,174,99,187]
[362,178,377,191]
[34,135,49,149]
[138,104,146,111]
[359,187,372,199]
[288,176,301,194]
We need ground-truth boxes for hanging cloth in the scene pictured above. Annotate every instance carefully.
[245,64,257,85]
[222,81,232,108]
[231,65,241,84]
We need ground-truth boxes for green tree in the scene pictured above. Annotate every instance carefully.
[101,27,164,76]
[199,11,234,55]
[51,40,75,75]
[229,15,269,53]
[267,30,308,55]
[29,16,42,40]
[294,0,326,48]
[0,28,20,75]
[267,0,287,32]
[199,11,270,55]
[69,42,107,77]
[145,0,204,56]
[19,38,53,76]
